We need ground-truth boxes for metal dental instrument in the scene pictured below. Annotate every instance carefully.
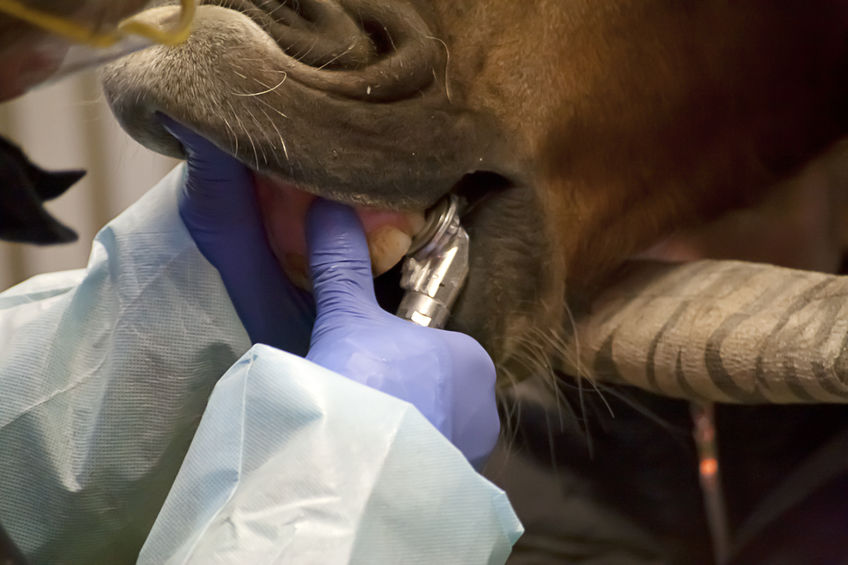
[396,195,470,329]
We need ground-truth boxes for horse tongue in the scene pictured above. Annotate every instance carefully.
[254,173,426,289]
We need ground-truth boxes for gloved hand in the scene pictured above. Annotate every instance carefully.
[162,116,499,465]
[305,199,500,467]
[161,116,313,355]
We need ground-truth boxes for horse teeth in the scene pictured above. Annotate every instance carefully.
[367,225,413,276]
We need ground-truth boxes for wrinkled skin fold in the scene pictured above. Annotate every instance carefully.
[102,1,848,562]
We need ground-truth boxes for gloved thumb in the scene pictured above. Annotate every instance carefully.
[160,115,254,224]
[306,199,378,317]
[160,115,240,179]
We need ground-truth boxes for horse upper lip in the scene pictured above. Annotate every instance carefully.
[102,3,495,215]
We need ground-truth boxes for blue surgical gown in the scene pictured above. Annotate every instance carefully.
[0,166,522,564]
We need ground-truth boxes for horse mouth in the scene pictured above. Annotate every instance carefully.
[249,164,512,292]
[250,169,428,288]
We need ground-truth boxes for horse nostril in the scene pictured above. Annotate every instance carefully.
[232,0,444,102]
[243,0,403,70]
[361,19,396,58]
[240,0,372,69]
[248,0,309,26]
[276,0,314,24]
[253,0,329,25]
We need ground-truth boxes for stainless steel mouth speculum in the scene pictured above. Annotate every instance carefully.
[395,195,469,329]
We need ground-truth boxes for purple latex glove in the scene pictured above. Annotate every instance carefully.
[305,199,500,467]
[161,116,313,355]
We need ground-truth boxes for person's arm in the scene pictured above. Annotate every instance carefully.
[0,166,252,564]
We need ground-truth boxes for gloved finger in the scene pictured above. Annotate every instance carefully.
[442,331,500,468]
[306,199,377,313]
